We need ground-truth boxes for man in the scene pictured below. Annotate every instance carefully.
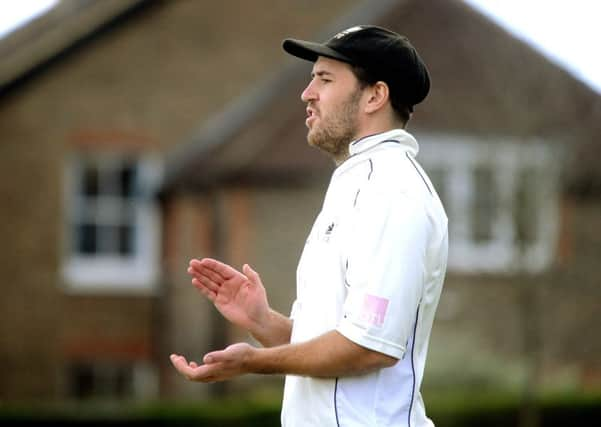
[170,25,448,427]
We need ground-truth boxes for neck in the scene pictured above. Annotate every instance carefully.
[332,127,401,166]
[329,112,402,166]
[332,147,350,166]
[355,115,398,140]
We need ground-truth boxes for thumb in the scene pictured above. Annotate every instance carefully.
[243,264,261,284]
[203,350,224,365]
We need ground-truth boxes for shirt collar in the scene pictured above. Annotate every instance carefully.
[348,129,419,157]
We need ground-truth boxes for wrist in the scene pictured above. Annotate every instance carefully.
[242,343,259,373]
[250,309,275,340]
[249,309,292,348]
[245,345,280,375]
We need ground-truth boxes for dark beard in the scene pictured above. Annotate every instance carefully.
[307,88,362,163]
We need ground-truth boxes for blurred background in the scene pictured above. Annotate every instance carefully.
[1,0,599,425]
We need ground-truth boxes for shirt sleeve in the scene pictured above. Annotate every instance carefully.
[336,185,430,359]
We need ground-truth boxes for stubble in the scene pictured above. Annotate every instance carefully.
[307,87,362,164]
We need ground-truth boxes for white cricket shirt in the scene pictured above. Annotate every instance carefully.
[281,129,448,427]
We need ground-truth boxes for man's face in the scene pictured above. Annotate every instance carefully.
[301,57,364,161]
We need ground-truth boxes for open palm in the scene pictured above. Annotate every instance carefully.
[188,258,270,331]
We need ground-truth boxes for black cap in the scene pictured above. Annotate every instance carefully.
[283,25,430,110]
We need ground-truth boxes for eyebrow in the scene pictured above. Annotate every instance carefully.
[311,70,334,78]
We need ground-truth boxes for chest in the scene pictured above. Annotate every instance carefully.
[294,160,372,316]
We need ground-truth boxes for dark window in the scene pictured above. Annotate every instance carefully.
[119,162,136,198]
[514,168,538,247]
[82,163,99,197]
[118,224,134,255]
[472,166,497,243]
[67,362,133,399]
[77,223,97,254]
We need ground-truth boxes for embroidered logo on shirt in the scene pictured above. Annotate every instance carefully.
[325,222,335,235]
[359,294,389,328]
[322,222,335,242]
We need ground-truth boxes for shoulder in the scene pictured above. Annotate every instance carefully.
[365,147,429,197]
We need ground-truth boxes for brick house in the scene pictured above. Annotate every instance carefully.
[0,0,599,403]
[0,0,358,401]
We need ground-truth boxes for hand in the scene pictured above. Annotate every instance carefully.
[187,258,270,332]
[170,343,254,382]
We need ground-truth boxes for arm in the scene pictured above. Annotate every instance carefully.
[170,330,397,383]
[250,308,292,348]
[187,258,291,347]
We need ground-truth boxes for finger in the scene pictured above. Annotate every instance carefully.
[188,259,207,278]
[196,266,226,288]
[191,278,217,301]
[243,264,261,286]
[199,258,242,280]
[188,267,224,298]
[170,354,192,375]
[190,271,221,294]
[189,259,222,280]
[188,264,234,295]
[188,263,219,280]
[170,355,209,381]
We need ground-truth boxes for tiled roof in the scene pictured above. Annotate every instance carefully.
[0,0,147,94]
[162,0,601,194]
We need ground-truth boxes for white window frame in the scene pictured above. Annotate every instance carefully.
[62,153,162,294]
[417,134,561,274]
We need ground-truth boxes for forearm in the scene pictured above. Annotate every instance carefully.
[250,308,292,348]
[170,329,397,383]
[247,330,397,378]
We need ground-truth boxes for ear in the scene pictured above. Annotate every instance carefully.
[364,81,390,114]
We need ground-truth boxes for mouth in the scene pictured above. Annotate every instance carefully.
[305,107,317,128]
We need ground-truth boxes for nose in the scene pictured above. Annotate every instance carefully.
[301,80,317,103]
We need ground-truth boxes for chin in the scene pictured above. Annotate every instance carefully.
[306,130,318,147]
[307,136,324,151]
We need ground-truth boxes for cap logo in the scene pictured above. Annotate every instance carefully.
[333,26,364,39]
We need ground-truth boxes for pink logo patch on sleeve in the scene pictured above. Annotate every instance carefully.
[360,294,389,327]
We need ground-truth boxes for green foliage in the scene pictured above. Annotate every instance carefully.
[0,392,599,426]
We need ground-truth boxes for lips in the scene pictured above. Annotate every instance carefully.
[306,107,317,127]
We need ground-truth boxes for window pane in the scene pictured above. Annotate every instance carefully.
[77,223,97,254]
[119,162,137,198]
[97,225,118,254]
[67,362,133,399]
[68,363,94,399]
[472,166,497,243]
[118,224,134,256]
[114,365,133,397]
[95,223,134,256]
[514,169,538,247]
[81,163,99,197]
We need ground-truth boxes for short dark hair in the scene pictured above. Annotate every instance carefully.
[350,64,411,126]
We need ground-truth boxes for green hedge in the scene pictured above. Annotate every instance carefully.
[427,391,601,427]
[0,392,599,426]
